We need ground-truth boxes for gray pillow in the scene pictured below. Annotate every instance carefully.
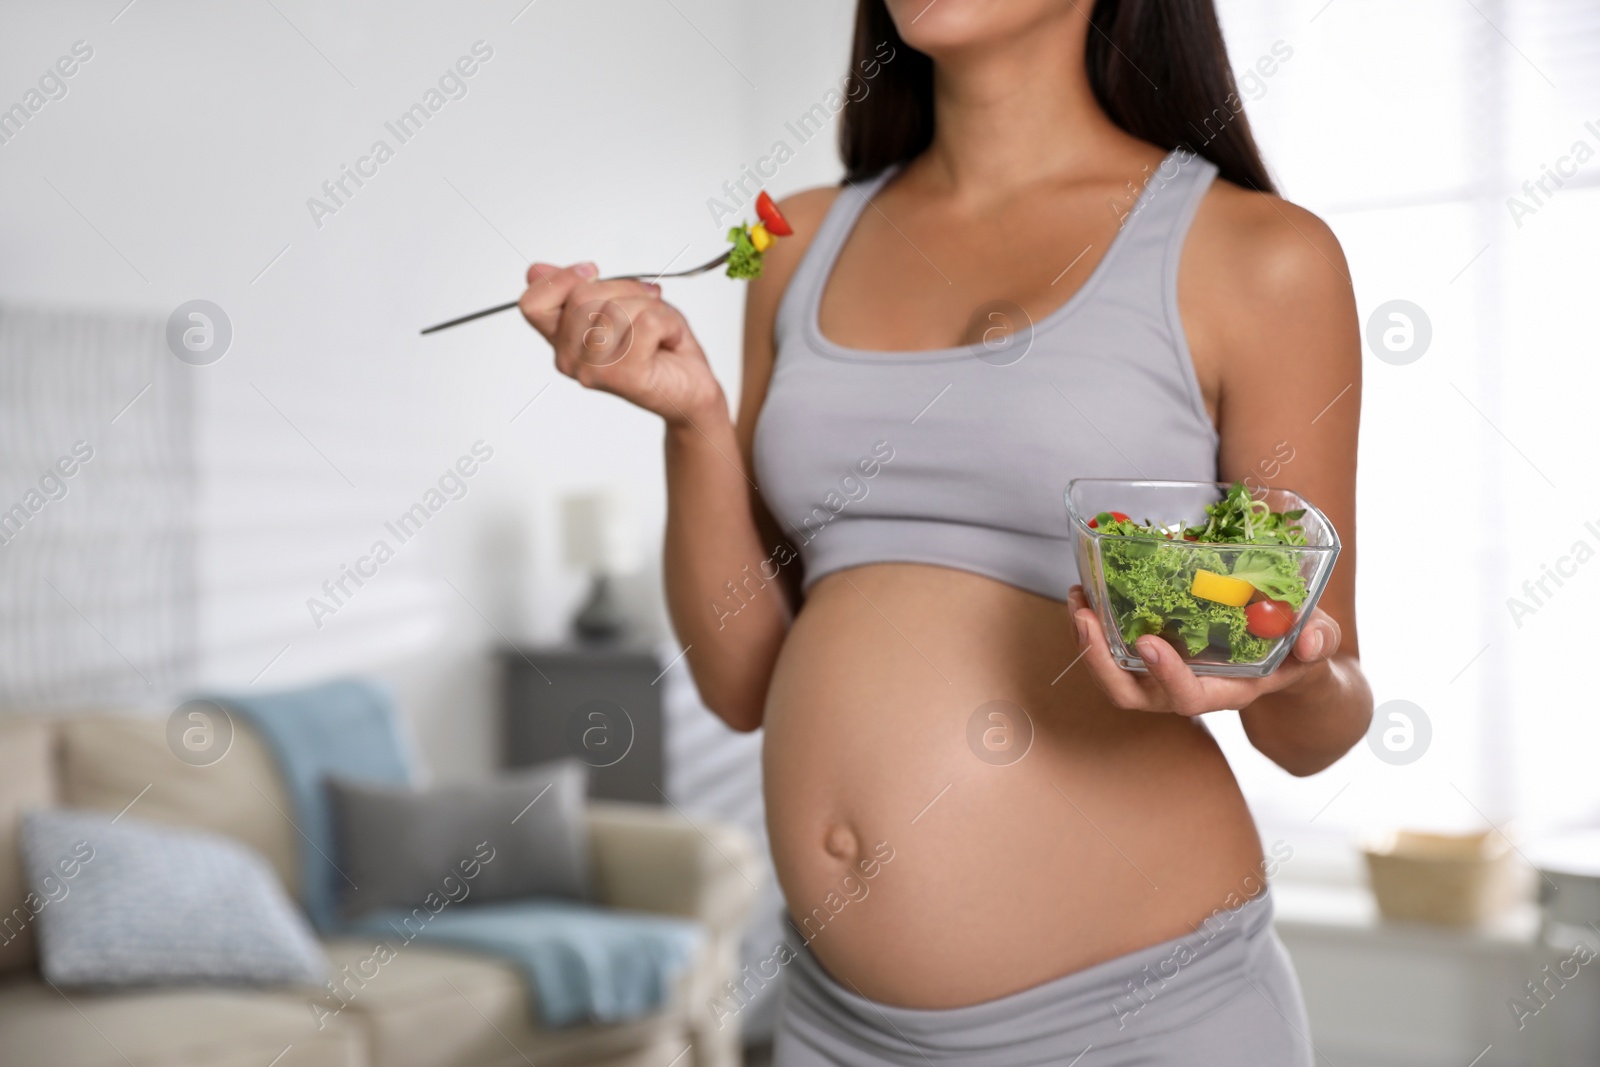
[328,760,591,920]
[20,809,327,987]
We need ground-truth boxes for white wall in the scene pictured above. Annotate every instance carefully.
[1,8,864,1044]
[0,0,795,778]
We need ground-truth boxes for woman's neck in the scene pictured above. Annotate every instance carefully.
[918,17,1137,195]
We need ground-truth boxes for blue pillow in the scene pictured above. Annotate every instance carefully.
[21,809,328,987]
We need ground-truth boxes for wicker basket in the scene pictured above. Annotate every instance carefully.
[1362,829,1521,925]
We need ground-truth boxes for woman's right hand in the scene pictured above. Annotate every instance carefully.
[518,262,726,426]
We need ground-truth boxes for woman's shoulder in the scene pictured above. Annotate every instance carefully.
[752,185,845,292]
[1187,176,1352,309]
[739,184,845,380]
[1179,171,1360,407]
[743,184,846,328]
[777,184,846,221]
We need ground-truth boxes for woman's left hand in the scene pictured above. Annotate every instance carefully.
[1065,585,1341,716]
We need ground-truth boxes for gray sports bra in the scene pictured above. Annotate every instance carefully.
[753,149,1221,602]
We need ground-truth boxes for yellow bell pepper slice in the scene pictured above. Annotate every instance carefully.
[749,222,773,252]
[1190,569,1254,607]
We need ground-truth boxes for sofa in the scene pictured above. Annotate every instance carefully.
[0,713,762,1067]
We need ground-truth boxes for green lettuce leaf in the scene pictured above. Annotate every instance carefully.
[725,226,764,280]
[1227,549,1308,608]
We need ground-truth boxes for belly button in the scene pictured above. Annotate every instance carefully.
[823,823,859,863]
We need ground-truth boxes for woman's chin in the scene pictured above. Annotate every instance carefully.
[887,0,1076,60]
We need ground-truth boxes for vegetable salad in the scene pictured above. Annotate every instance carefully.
[1089,482,1311,664]
[725,191,793,280]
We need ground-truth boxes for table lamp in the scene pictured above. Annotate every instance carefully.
[561,491,638,644]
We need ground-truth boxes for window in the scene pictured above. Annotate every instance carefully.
[1210,0,1600,849]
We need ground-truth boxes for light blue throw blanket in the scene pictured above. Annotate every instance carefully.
[348,899,703,1027]
[209,679,702,1028]
[209,679,412,931]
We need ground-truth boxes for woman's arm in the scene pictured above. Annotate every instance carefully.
[1067,184,1373,777]
[520,190,836,733]
[668,188,839,727]
[659,418,785,729]
[1199,194,1372,775]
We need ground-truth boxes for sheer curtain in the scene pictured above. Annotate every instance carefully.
[0,304,197,709]
[1209,0,1600,855]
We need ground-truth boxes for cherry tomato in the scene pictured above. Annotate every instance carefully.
[756,191,793,236]
[1086,510,1130,529]
[1245,599,1296,639]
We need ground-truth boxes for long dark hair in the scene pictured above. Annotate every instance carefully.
[839,0,1276,193]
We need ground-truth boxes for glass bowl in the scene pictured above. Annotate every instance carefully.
[1065,479,1341,678]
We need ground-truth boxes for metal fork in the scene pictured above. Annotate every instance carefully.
[418,250,732,335]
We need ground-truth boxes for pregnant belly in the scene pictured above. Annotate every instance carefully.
[761,563,1266,1008]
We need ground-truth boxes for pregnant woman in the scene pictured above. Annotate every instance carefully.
[520,0,1372,1062]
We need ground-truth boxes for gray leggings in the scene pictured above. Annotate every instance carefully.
[772,892,1313,1066]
